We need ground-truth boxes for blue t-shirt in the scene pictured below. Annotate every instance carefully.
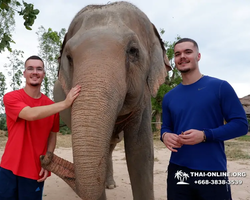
[161,76,248,171]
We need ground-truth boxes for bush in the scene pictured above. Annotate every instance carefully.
[60,125,71,135]
[59,118,71,135]
[0,113,7,131]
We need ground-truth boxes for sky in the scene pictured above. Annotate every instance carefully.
[0,0,250,98]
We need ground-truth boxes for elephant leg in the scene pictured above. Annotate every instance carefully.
[98,190,106,200]
[105,143,117,189]
[124,109,154,199]
[106,131,124,189]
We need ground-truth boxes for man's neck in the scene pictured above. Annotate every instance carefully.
[23,85,41,99]
[181,71,203,85]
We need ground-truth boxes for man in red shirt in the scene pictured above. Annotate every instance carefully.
[0,55,81,200]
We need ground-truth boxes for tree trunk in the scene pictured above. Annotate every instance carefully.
[155,112,162,131]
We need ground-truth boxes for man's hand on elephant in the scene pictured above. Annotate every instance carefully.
[37,168,49,182]
[162,132,183,152]
[179,129,205,145]
[64,85,81,107]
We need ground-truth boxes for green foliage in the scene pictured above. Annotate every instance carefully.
[59,119,71,135]
[43,75,50,97]
[11,68,22,89]
[0,113,7,131]
[236,135,250,142]
[0,0,15,52]
[0,72,7,113]
[0,0,39,52]
[0,33,14,52]
[60,126,71,135]
[18,1,39,30]
[151,84,172,113]
[4,49,24,90]
[36,26,66,99]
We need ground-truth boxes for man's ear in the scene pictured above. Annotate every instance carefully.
[197,53,201,61]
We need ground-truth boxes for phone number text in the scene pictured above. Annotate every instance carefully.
[194,179,243,185]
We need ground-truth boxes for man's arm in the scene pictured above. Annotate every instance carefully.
[47,131,57,153]
[38,131,57,182]
[205,81,248,141]
[19,85,81,121]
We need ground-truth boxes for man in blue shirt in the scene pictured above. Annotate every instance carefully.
[161,38,248,200]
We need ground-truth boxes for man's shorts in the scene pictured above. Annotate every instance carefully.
[0,167,44,200]
[167,163,232,200]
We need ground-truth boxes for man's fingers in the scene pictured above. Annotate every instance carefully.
[179,137,196,145]
[167,145,178,152]
[37,169,48,182]
[37,177,45,182]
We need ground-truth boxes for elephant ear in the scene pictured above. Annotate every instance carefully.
[57,32,68,76]
[53,80,72,129]
[54,33,72,129]
[57,32,73,95]
[147,24,171,97]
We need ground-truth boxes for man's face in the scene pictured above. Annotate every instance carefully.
[23,59,45,86]
[174,41,201,74]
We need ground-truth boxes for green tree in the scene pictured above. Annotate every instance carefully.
[0,113,7,131]
[36,26,66,99]
[0,0,39,52]
[151,34,182,131]
[0,72,7,130]
[0,72,7,113]
[36,26,70,134]
[4,49,24,90]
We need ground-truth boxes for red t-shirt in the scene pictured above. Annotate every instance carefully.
[1,89,59,180]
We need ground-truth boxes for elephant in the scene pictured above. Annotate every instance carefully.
[40,1,171,200]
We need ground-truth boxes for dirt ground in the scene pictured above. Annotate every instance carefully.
[0,132,250,200]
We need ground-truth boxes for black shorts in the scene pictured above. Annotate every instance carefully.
[0,167,44,200]
[167,163,232,200]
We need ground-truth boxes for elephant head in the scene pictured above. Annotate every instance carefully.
[41,2,171,200]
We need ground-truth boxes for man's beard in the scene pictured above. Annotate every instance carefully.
[30,83,40,87]
[179,68,190,73]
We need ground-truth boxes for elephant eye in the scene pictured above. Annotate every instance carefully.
[128,47,139,56]
[67,55,73,67]
[127,47,139,62]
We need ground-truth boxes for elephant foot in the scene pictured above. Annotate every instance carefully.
[105,180,117,189]
[106,184,116,189]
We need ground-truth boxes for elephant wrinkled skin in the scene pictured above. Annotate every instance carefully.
[40,1,171,200]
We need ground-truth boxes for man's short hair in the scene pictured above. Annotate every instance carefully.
[174,38,199,51]
[25,55,44,67]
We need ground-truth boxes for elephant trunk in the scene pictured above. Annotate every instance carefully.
[71,64,125,199]
[40,152,76,192]
[71,96,118,199]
